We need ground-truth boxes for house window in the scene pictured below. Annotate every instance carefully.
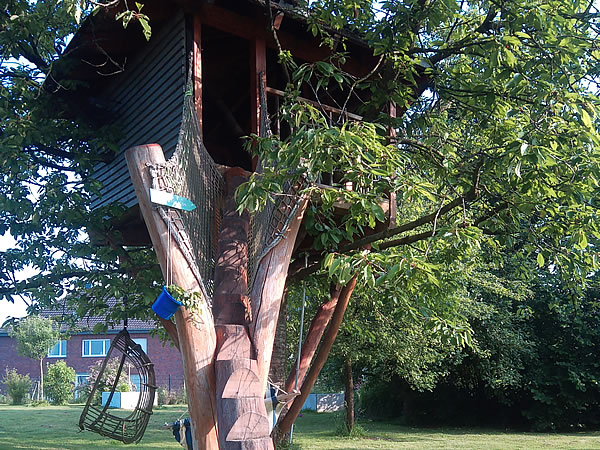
[76,373,89,387]
[132,338,147,354]
[82,339,110,357]
[75,373,89,399]
[48,340,67,358]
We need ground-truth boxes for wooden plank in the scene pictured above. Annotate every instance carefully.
[194,14,203,138]
[222,368,261,398]
[228,413,271,441]
[215,325,272,450]
[125,144,218,450]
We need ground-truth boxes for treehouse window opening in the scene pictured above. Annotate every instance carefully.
[201,26,252,170]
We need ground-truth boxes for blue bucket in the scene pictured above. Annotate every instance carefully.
[152,286,183,320]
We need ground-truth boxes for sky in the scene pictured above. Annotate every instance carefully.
[0,233,31,325]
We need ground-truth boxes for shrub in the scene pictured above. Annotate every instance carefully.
[157,386,187,406]
[30,400,50,407]
[2,369,32,405]
[45,361,76,405]
[81,358,137,405]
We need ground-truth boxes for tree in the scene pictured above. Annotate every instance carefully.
[9,316,59,401]
[45,360,76,405]
[2,0,600,447]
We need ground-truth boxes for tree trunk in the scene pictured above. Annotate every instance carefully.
[277,275,358,435]
[126,144,309,449]
[284,284,342,394]
[39,358,43,402]
[126,144,218,449]
[212,168,272,450]
[343,358,354,433]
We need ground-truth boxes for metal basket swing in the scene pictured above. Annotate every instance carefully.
[79,326,156,444]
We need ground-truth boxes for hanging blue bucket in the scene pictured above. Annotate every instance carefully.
[152,286,183,320]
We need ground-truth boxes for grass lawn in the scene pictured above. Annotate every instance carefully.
[291,411,600,449]
[0,404,188,449]
[1,405,600,449]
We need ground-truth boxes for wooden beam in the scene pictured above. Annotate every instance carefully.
[125,144,218,450]
[284,284,342,394]
[199,3,372,77]
[194,14,203,138]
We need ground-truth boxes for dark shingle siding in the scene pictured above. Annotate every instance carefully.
[91,10,186,209]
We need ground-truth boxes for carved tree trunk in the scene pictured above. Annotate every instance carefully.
[126,144,308,449]
[126,144,219,449]
[212,168,272,450]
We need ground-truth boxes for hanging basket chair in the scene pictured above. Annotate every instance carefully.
[79,329,157,444]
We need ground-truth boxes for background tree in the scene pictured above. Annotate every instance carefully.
[1,369,32,405]
[45,360,76,406]
[9,315,59,401]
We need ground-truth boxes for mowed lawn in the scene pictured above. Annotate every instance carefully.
[2,406,600,449]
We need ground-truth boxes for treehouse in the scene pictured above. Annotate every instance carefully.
[60,1,401,448]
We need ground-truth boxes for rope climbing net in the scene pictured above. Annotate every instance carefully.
[150,74,305,306]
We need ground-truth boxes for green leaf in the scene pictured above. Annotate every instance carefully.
[537,252,545,267]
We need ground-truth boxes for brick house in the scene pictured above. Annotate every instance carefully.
[0,302,185,397]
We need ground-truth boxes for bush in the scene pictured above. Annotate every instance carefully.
[80,358,137,405]
[45,361,76,405]
[30,400,50,407]
[2,369,32,405]
[157,386,187,406]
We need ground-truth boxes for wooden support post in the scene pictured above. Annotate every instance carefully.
[250,37,266,171]
[193,14,203,138]
[250,37,266,135]
[125,144,218,450]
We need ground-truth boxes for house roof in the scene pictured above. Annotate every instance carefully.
[0,298,156,336]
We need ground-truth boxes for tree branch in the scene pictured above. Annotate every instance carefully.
[0,265,158,297]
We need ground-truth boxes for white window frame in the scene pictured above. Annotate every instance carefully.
[82,339,111,357]
[47,340,67,358]
[132,338,147,354]
[74,373,89,399]
[75,373,89,387]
